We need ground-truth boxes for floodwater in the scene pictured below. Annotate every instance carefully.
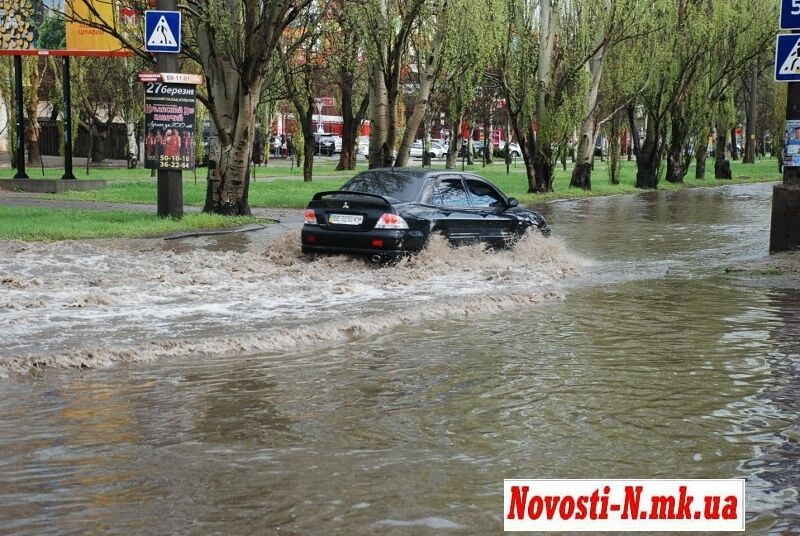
[1,182,798,534]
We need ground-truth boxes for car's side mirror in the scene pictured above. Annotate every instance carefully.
[507,197,519,208]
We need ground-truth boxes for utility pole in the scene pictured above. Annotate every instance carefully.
[156,0,183,219]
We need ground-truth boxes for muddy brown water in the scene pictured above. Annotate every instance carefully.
[1,182,799,534]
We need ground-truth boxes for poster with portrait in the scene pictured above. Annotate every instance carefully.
[784,120,800,168]
[143,81,196,170]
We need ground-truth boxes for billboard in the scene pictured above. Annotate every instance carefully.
[66,0,127,52]
[0,1,35,50]
[0,0,131,54]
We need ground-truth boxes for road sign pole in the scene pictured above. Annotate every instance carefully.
[771,25,800,251]
[13,55,28,179]
[156,0,183,219]
[785,77,800,188]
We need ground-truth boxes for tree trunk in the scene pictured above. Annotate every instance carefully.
[609,113,621,185]
[636,112,660,189]
[445,115,461,170]
[533,0,557,193]
[338,95,368,171]
[90,123,109,163]
[533,145,554,192]
[571,129,594,190]
[301,104,315,182]
[523,129,537,193]
[743,66,757,164]
[571,70,603,190]
[25,118,41,166]
[571,159,591,190]
[395,14,446,168]
[665,107,688,183]
[286,89,317,181]
[24,57,44,166]
[627,105,641,160]
[695,138,707,179]
[729,127,739,161]
[303,134,314,181]
[384,78,400,167]
[714,120,732,180]
[482,120,492,165]
[367,61,388,169]
[503,87,536,191]
[203,78,262,216]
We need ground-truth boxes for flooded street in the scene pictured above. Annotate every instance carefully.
[1,183,799,534]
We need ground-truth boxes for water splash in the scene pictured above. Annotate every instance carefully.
[0,230,581,378]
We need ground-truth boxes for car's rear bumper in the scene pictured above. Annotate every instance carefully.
[301,226,427,258]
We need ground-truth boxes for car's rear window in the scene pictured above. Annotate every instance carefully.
[340,171,425,203]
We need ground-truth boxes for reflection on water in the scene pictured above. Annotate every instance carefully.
[1,183,798,534]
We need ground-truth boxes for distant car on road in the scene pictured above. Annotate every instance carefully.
[410,140,446,159]
[301,168,550,261]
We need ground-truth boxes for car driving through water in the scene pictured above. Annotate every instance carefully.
[301,168,550,261]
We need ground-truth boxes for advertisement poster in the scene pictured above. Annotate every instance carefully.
[0,0,34,50]
[66,0,128,52]
[143,81,196,170]
[784,120,800,167]
[0,1,129,53]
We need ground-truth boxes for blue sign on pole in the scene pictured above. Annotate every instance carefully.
[775,35,800,82]
[145,11,181,54]
[782,0,800,29]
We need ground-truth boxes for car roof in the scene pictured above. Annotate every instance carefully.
[364,168,492,182]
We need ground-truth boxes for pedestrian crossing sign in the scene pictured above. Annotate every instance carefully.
[775,34,800,82]
[145,10,181,54]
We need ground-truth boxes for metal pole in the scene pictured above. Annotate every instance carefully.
[13,55,28,179]
[770,27,800,252]
[156,0,183,219]
[61,56,76,180]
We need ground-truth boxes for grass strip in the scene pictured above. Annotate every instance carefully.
[0,206,259,241]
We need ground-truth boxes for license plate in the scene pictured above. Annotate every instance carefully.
[329,213,364,225]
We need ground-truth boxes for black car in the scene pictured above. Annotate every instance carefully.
[301,168,550,261]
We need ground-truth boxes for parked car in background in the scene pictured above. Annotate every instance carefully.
[496,142,522,158]
[410,140,446,159]
[301,168,550,262]
[315,132,343,156]
[431,138,450,152]
[458,139,485,158]
[358,136,370,157]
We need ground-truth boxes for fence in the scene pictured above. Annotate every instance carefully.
[37,120,129,160]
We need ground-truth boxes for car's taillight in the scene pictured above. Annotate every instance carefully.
[374,213,409,230]
[304,209,318,225]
